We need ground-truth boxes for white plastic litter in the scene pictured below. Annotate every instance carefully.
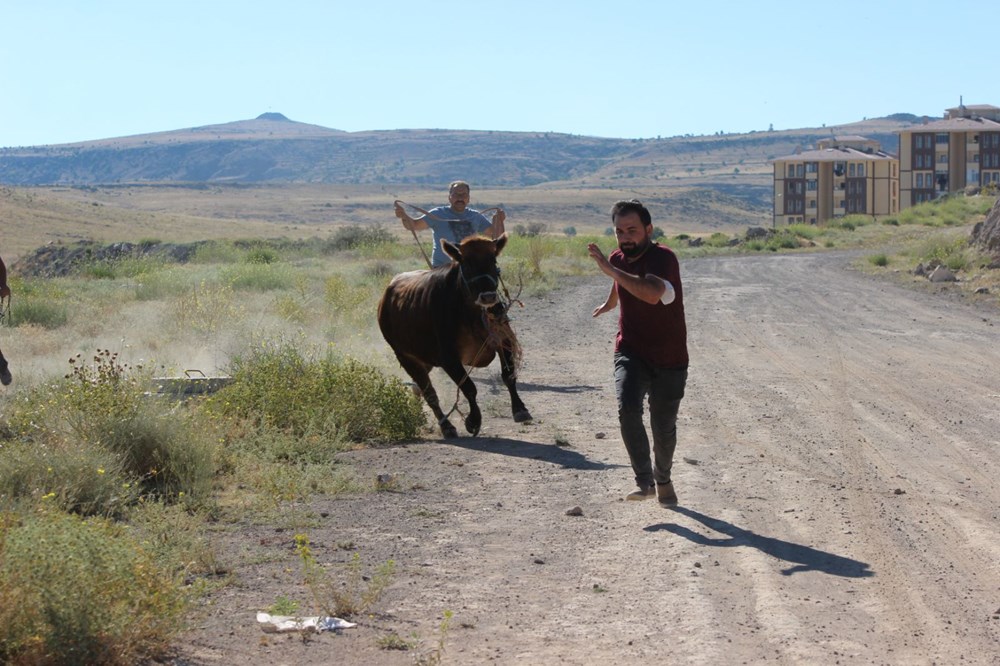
[256,611,357,633]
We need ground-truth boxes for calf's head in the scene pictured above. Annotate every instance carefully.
[442,233,508,308]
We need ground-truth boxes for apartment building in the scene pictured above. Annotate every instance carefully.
[897,104,1000,209]
[772,136,898,226]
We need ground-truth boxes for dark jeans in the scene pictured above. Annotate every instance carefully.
[614,351,687,489]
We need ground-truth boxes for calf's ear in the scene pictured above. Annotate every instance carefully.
[442,238,462,262]
[494,232,508,256]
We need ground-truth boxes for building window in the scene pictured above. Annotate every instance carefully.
[938,154,948,163]
[916,173,923,188]
[806,162,818,173]
[796,164,804,177]
[807,180,817,191]
[808,200,816,208]
[936,133,949,144]
[857,163,865,176]
[849,163,856,177]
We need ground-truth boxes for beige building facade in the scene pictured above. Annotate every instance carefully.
[897,104,1000,209]
[772,136,898,226]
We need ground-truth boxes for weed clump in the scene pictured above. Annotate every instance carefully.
[1,350,217,514]
[325,225,394,252]
[294,534,395,618]
[0,508,188,665]
[208,342,425,443]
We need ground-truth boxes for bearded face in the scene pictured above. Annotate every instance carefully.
[619,234,651,258]
[614,211,653,259]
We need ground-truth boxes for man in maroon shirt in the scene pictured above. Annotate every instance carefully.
[588,200,689,505]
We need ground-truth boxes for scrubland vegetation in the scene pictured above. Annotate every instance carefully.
[0,193,996,663]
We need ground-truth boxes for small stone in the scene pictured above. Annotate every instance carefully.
[893,488,906,495]
[566,506,584,517]
[533,558,545,565]
[595,432,606,439]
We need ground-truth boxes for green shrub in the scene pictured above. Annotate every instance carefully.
[9,297,69,329]
[325,274,370,314]
[912,234,970,270]
[220,262,293,291]
[706,232,731,248]
[787,223,820,240]
[869,253,889,267]
[2,351,217,511]
[207,343,425,443]
[896,195,996,227]
[169,281,242,336]
[513,222,547,237]
[243,247,279,264]
[191,240,242,264]
[0,509,188,665]
[0,437,136,517]
[325,225,394,252]
[127,501,223,578]
[135,267,196,301]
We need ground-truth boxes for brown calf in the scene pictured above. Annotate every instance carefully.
[377,234,531,438]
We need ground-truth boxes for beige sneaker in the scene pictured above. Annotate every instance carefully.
[657,482,678,506]
[625,486,656,501]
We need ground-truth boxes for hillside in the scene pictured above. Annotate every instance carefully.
[0,113,925,260]
[0,112,917,189]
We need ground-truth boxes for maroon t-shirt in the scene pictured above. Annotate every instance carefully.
[611,243,689,368]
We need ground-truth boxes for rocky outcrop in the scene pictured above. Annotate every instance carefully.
[970,197,1000,254]
[11,240,209,278]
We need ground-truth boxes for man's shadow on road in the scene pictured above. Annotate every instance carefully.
[445,436,623,471]
[645,506,874,578]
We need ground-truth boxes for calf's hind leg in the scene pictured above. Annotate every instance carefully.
[395,354,457,438]
[500,348,531,422]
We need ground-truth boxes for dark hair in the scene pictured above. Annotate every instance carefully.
[611,199,652,227]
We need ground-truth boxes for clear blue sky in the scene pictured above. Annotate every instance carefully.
[1,0,993,148]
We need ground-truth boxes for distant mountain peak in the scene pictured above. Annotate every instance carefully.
[256,112,290,121]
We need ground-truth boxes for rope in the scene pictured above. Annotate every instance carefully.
[0,295,10,326]
[440,301,523,423]
[395,200,434,269]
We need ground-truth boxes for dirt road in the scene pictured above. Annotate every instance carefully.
[176,251,1000,665]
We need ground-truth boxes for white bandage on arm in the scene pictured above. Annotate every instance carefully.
[655,276,676,305]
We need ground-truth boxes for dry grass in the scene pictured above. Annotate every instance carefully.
[2,182,771,264]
